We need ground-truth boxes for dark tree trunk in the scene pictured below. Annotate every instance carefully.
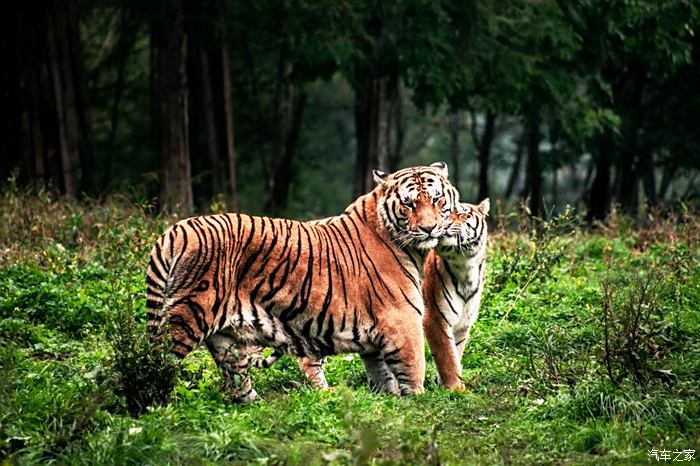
[265,81,307,215]
[104,6,136,188]
[449,113,461,190]
[640,150,657,206]
[587,133,613,222]
[478,109,496,201]
[524,112,542,216]
[199,48,223,197]
[152,0,193,214]
[659,163,677,202]
[219,16,238,211]
[0,6,24,182]
[617,146,638,215]
[262,37,307,215]
[22,0,90,197]
[353,75,390,198]
[387,79,404,172]
[505,131,525,199]
[616,72,647,217]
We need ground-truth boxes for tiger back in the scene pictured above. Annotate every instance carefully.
[146,163,459,401]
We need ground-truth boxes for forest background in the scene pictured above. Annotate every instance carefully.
[2,0,699,218]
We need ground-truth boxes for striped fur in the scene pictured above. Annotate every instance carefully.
[262,199,490,393]
[423,198,489,391]
[145,163,459,401]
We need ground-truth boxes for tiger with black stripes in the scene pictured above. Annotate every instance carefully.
[146,163,459,401]
[269,199,490,393]
[423,198,489,391]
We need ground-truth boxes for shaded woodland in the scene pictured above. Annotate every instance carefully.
[2,0,699,219]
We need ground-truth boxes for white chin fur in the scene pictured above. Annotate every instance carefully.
[415,237,438,250]
[438,236,460,247]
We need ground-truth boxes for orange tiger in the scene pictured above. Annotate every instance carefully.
[423,199,489,391]
[145,163,459,401]
[274,200,490,392]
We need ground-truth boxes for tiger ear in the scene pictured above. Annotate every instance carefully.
[373,169,389,186]
[430,161,449,178]
[477,198,490,216]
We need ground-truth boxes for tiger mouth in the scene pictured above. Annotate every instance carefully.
[439,233,479,250]
[415,237,439,249]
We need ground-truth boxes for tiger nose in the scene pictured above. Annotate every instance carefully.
[419,224,437,235]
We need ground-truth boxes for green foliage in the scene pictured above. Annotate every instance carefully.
[108,295,179,417]
[1,193,699,464]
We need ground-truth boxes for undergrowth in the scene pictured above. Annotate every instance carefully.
[1,187,699,465]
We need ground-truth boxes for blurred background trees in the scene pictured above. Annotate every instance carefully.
[1,0,698,218]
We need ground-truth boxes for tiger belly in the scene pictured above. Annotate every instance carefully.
[233,304,370,359]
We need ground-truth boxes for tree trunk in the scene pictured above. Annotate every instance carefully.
[199,48,223,197]
[220,16,238,211]
[449,113,461,190]
[262,39,306,214]
[353,75,390,198]
[617,145,638,216]
[659,163,677,202]
[152,0,193,214]
[639,150,657,206]
[478,109,496,201]
[22,0,90,197]
[387,79,404,172]
[0,6,24,182]
[505,131,525,199]
[265,75,307,214]
[103,6,135,188]
[524,112,542,216]
[587,133,613,222]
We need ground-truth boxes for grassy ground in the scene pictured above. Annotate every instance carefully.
[1,187,699,465]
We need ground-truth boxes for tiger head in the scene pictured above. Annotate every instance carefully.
[438,199,490,256]
[373,162,459,250]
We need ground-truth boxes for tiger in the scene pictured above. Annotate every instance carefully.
[258,200,490,393]
[145,163,459,402]
[423,198,489,391]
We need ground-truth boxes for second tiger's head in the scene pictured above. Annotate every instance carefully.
[438,199,490,255]
[374,162,460,250]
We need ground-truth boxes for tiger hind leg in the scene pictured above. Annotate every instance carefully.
[248,352,330,390]
[248,348,283,369]
[205,332,257,403]
[361,353,399,395]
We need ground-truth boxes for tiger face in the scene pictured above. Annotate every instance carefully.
[374,162,459,250]
[439,199,490,255]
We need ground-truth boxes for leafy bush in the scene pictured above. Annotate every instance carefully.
[109,296,179,417]
[598,263,675,389]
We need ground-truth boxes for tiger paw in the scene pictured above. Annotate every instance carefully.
[230,387,257,403]
[444,380,466,392]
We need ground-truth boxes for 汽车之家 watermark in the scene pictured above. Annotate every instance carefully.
[648,449,695,462]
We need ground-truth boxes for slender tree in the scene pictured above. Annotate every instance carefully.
[151,0,192,214]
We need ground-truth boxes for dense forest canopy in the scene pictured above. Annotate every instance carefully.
[1,0,699,219]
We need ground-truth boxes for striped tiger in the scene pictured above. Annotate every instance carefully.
[259,200,490,393]
[145,163,459,401]
[423,198,489,391]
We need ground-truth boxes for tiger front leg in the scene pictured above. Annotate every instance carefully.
[424,313,465,391]
[298,357,330,389]
[205,332,258,403]
[361,352,399,395]
[381,318,426,396]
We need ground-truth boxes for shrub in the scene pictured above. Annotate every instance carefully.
[597,263,675,389]
[108,293,179,417]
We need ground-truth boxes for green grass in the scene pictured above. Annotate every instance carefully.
[1,189,699,465]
